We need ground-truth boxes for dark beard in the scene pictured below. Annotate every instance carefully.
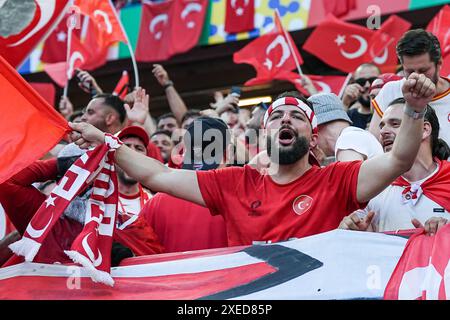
[266,135,310,165]
[358,95,371,108]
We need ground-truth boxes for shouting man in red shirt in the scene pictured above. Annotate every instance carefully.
[69,73,435,246]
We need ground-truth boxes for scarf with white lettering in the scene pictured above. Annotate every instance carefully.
[391,159,450,211]
[9,134,122,286]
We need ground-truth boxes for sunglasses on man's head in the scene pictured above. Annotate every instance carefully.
[354,77,378,87]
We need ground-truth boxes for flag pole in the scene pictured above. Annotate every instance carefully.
[275,9,303,76]
[63,15,75,98]
[338,73,353,99]
[109,0,139,88]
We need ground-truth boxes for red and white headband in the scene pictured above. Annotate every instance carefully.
[263,97,318,133]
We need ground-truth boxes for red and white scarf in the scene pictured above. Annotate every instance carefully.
[9,134,122,286]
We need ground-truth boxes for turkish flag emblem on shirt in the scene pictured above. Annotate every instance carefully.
[225,0,255,33]
[303,15,374,73]
[233,13,303,87]
[0,0,70,68]
[136,0,207,62]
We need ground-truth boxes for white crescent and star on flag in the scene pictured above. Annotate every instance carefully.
[149,14,169,40]
[264,35,291,71]
[93,9,113,34]
[181,2,202,29]
[335,34,389,64]
[231,0,249,16]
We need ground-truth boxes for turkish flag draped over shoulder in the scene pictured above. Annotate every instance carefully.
[0,55,69,184]
[44,33,91,87]
[364,15,411,73]
[427,5,450,78]
[136,0,207,62]
[303,15,374,73]
[225,0,255,33]
[0,0,70,68]
[384,224,450,300]
[233,13,303,87]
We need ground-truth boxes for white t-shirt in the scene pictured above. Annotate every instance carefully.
[335,126,383,160]
[372,77,450,145]
[364,163,450,232]
[117,190,152,230]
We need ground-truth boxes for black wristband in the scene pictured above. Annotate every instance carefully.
[163,80,174,90]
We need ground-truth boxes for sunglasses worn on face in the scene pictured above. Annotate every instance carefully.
[354,77,378,87]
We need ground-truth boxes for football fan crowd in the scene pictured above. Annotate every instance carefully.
[0,28,449,268]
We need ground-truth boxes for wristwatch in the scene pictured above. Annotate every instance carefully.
[163,80,174,90]
[404,104,426,119]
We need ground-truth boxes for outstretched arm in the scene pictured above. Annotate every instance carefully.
[152,64,188,125]
[357,73,436,203]
[68,122,205,206]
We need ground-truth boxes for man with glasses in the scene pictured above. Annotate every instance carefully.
[342,63,381,129]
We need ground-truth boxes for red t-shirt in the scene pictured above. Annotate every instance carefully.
[197,161,365,246]
[143,193,228,253]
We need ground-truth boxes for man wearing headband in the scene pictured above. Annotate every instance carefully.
[70,74,435,246]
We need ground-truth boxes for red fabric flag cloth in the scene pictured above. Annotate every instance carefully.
[279,73,348,96]
[233,13,303,87]
[225,0,255,33]
[9,135,123,286]
[44,33,90,87]
[170,0,208,55]
[29,82,56,107]
[113,71,129,99]
[0,0,70,68]
[136,0,175,62]
[0,55,68,184]
[40,14,82,64]
[303,14,374,73]
[365,15,411,73]
[384,224,450,300]
[427,5,450,58]
[427,5,450,78]
[322,0,357,18]
[136,0,207,62]
[74,0,128,48]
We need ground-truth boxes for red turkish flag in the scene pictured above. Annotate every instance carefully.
[384,224,450,300]
[0,55,69,184]
[365,15,411,73]
[273,72,347,96]
[29,82,56,107]
[74,0,128,48]
[0,0,70,68]
[303,15,374,73]
[80,19,108,70]
[41,14,81,64]
[225,0,255,33]
[427,5,450,78]
[170,0,208,55]
[44,34,90,87]
[427,5,450,58]
[136,1,174,62]
[233,13,303,87]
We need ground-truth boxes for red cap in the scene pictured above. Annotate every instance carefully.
[116,125,149,149]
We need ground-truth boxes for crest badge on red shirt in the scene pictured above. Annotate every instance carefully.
[292,195,313,216]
